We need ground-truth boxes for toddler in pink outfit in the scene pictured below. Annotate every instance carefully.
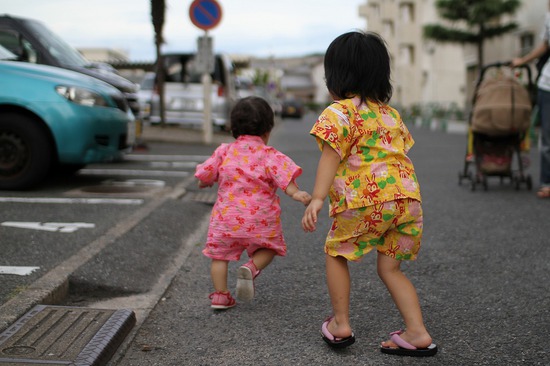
[195,96,311,310]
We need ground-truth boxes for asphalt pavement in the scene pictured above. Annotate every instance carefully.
[112,117,549,365]
[2,118,548,366]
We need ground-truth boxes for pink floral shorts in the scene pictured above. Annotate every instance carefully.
[325,199,423,261]
[203,234,287,261]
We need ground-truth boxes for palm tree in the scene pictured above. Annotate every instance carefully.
[424,0,521,72]
[151,0,166,125]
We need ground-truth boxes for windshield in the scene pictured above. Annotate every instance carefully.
[23,18,89,68]
[0,44,17,60]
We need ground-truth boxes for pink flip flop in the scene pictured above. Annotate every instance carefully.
[320,316,355,349]
[380,330,438,357]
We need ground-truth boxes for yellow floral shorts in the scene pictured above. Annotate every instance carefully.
[325,199,423,261]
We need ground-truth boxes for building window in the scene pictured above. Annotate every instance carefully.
[370,2,381,18]
[520,32,535,56]
[400,2,415,23]
[400,44,415,65]
[383,20,394,38]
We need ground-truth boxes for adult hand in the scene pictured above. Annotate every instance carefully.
[511,58,523,67]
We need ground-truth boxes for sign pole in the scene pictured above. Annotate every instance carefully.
[202,31,213,144]
[189,0,222,145]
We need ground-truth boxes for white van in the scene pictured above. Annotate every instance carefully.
[149,53,236,130]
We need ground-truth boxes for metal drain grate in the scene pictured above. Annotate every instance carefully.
[0,305,135,366]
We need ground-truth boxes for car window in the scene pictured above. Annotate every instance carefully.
[0,44,17,60]
[140,73,155,90]
[163,54,226,85]
[0,30,38,63]
[0,30,21,56]
[23,18,89,68]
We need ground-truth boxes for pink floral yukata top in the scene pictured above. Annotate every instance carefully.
[311,97,421,217]
[195,135,302,255]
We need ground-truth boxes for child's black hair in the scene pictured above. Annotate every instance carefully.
[230,96,274,138]
[324,31,393,103]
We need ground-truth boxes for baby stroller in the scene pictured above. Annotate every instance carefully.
[458,62,534,191]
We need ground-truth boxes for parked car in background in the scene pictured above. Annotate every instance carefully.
[0,45,134,190]
[0,14,141,120]
[281,98,304,119]
[137,72,156,121]
[149,53,236,130]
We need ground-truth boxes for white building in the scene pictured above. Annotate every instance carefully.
[359,0,547,113]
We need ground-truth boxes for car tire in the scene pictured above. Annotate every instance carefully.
[0,113,54,190]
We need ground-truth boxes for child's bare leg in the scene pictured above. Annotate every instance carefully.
[211,259,229,292]
[377,252,432,348]
[251,248,276,270]
[325,254,353,338]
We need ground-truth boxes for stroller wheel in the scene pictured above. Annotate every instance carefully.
[514,177,521,191]
[459,170,473,185]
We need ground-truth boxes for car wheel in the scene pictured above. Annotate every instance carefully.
[0,113,54,190]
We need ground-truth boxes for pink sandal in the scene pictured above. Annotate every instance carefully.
[209,291,236,310]
[537,187,550,198]
[236,260,261,301]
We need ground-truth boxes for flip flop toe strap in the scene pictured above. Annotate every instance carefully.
[389,330,417,350]
[322,317,337,341]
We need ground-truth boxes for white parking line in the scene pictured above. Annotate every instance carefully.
[0,266,40,276]
[2,222,95,233]
[149,161,198,168]
[0,197,143,204]
[78,169,189,177]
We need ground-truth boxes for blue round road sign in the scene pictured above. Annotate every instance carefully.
[189,0,222,31]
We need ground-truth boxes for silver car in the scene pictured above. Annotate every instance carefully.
[149,53,236,130]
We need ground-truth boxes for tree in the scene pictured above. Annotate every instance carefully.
[151,0,166,125]
[423,0,521,72]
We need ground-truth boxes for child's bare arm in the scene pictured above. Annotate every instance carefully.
[302,144,340,232]
[285,181,312,206]
[197,179,213,188]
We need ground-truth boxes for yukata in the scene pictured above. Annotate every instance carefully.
[195,135,302,261]
[311,97,423,261]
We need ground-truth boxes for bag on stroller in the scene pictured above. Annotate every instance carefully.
[459,62,534,191]
[471,75,532,135]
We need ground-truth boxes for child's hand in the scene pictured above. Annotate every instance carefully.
[292,190,312,206]
[302,198,323,232]
[198,181,212,188]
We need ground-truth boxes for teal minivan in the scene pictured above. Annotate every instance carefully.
[0,46,134,190]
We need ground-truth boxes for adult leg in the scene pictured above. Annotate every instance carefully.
[537,89,550,190]
[377,253,432,349]
[325,254,353,338]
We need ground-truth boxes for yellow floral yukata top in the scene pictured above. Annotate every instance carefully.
[311,97,421,217]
